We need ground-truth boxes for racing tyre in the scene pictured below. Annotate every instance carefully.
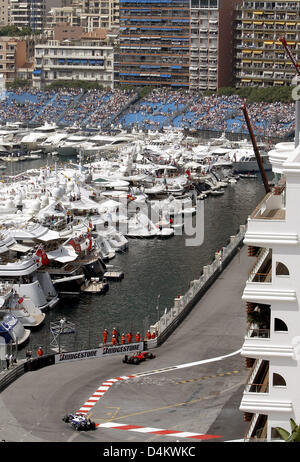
[89,422,96,430]
[133,358,140,365]
[149,353,154,359]
[62,415,70,423]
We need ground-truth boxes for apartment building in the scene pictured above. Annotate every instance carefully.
[239,138,300,440]
[235,1,300,87]
[46,6,82,29]
[118,0,240,90]
[9,0,46,31]
[118,0,190,88]
[81,0,120,31]
[0,0,9,26]
[190,0,242,91]
[0,36,34,82]
[33,29,116,88]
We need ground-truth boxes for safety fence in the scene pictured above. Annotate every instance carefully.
[151,224,247,346]
[0,354,55,393]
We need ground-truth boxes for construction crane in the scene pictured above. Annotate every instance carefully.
[241,104,271,194]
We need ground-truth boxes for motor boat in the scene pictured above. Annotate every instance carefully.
[0,255,59,311]
[57,135,88,156]
[125,211,174,239]
[0,287,45,328]
[0,313,30,347]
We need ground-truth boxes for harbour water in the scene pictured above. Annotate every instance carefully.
[11,155,268,358]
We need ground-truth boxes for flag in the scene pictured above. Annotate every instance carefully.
[35,246,49,266]
[68,239,81,253]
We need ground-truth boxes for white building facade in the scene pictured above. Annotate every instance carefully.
[33,39,114,88]
[240,139,300,441]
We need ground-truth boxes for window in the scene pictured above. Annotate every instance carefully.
[276,262,289,276]
[273,373,286,387]
[274,318,288,332]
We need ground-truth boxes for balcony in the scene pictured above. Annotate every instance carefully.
[246,328,270,339]
[244,187,291,247]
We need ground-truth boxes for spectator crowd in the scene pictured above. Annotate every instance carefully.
[0,86,295,138]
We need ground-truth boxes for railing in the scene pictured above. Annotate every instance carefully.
[246,358,262,386]
[251,271,272,283]
[246,328,270,339]
[245,383,269,393]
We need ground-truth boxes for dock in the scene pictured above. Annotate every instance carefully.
[104,265,124,280]
[104,270,124,280]
[81,278,109,294]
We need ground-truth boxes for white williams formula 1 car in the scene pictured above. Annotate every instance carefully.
[62,413,96,431]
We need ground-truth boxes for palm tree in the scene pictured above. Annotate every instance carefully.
[276,419,300,442]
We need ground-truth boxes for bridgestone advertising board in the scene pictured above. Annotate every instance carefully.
[55,342,144,363]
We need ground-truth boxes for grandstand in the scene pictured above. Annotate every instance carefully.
[0,87,295,139]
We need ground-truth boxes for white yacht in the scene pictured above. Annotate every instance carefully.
[0,286,45,328]
[232,149,272,173]
[0,255,59,311]
[57,135,88,156]
[20,131,52,151]
[125,211,174,239]
[40,133,68,153]
[0,313,30,347]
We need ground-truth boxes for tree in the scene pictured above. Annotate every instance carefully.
[276,419,300,442]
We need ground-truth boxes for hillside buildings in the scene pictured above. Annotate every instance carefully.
[118,0,241,90]
[0,35,34,82]
[1,0,300,89]
[9,0,46,31]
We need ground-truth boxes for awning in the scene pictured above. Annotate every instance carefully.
[9,243,31,253]
[33,69,41,75]
[37,229,61,241]
[241,79,251,82]
[47,245,77,263]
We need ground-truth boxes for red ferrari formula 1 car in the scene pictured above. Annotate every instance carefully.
[123,351,156,365]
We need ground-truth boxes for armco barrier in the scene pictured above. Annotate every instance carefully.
[0,354,55,393]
